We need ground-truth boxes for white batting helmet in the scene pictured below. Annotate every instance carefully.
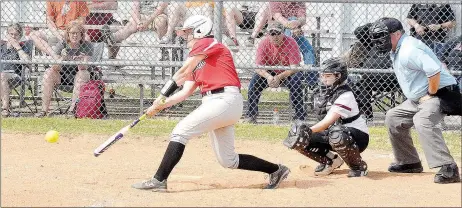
[177,15,213,39]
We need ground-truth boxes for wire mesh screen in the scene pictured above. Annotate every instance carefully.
[0,0,461,130]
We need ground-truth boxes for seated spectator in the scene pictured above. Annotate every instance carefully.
[271,2,316,84]
[160,1,214,44]
[101,1,168,57]
[36,21,93,117]
[245,21,305,124]
[271,2,306,37]
[406,4,456,52]
[85,0,122,59]
[224,4,269,47]
[438,35,462,91]
[30,0,89,59]
[0,23,33,117]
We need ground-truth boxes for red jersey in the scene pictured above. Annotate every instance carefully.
[256,35,301,74]
[187,38,241,93]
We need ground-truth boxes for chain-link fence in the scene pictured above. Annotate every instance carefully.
[1,0,461,129]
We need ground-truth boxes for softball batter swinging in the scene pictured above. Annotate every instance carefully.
[132,15,290,192]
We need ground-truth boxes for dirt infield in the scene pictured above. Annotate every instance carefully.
[1,132,461,207]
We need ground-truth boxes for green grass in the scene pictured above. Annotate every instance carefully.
[240,89,290,102]
[1,117,460,158]
[107,86,291,102]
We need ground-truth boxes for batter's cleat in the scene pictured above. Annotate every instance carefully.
[434,163,461,184]
[388,162,423,173]
[131,177,167,192]
[264,164,290,189]
[314,155,344,176]
[348,163,368,177]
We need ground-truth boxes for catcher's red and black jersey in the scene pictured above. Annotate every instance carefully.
[187,37,241,93]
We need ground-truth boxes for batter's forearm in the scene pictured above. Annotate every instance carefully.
[162,82,197,108]
[172,55,207,86]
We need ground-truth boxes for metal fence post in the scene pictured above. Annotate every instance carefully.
[215,0,224,42]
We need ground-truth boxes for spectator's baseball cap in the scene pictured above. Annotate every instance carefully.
[379,17,403,33]
[267,21,284,33]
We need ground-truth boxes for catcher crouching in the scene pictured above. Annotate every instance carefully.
[283,57,369,177]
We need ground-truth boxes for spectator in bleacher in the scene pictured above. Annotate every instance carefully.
[30,1,89,58]
[270,2,306,37]
[371,17,461,184]
[271,2,316,86]
[224,4,269,47]
[438,35,462,91]
[245,21,305,124]
[160,1,214,44]
[101,1,169,58]
[36,21,93,118]
[0,23,33,117]
[406,4,456,52]
[86,0,122,60]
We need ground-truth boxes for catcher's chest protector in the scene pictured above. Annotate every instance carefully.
[313,85,352,121]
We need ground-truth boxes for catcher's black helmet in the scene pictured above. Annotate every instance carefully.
[320,57,348,87]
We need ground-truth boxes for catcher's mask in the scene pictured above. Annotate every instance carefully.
[370,17,403,56]
[318,57,348,96]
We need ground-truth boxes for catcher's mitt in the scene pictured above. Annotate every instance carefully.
[283,121,312,149]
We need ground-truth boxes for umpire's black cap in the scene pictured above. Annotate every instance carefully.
[379,17,404,33]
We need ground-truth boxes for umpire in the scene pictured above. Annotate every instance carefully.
[370,17,461,184]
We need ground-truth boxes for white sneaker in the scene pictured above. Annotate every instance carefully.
[314,155,344,176]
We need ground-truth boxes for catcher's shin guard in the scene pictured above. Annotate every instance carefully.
[294,145,331,165]
[328,125,367,171]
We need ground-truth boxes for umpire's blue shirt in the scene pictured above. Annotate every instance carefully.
[391,34,457,101]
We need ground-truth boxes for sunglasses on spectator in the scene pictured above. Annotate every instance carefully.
[269,30,282,36]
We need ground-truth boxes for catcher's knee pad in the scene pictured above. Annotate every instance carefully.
[328,125,366,170]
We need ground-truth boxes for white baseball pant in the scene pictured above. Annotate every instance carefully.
[170,86,242,169]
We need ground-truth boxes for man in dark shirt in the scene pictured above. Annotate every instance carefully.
[438,35,462,91]
[406,4,456,49]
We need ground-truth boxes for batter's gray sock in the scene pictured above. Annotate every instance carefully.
[237,154,279,174]
[154,141,185,181]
